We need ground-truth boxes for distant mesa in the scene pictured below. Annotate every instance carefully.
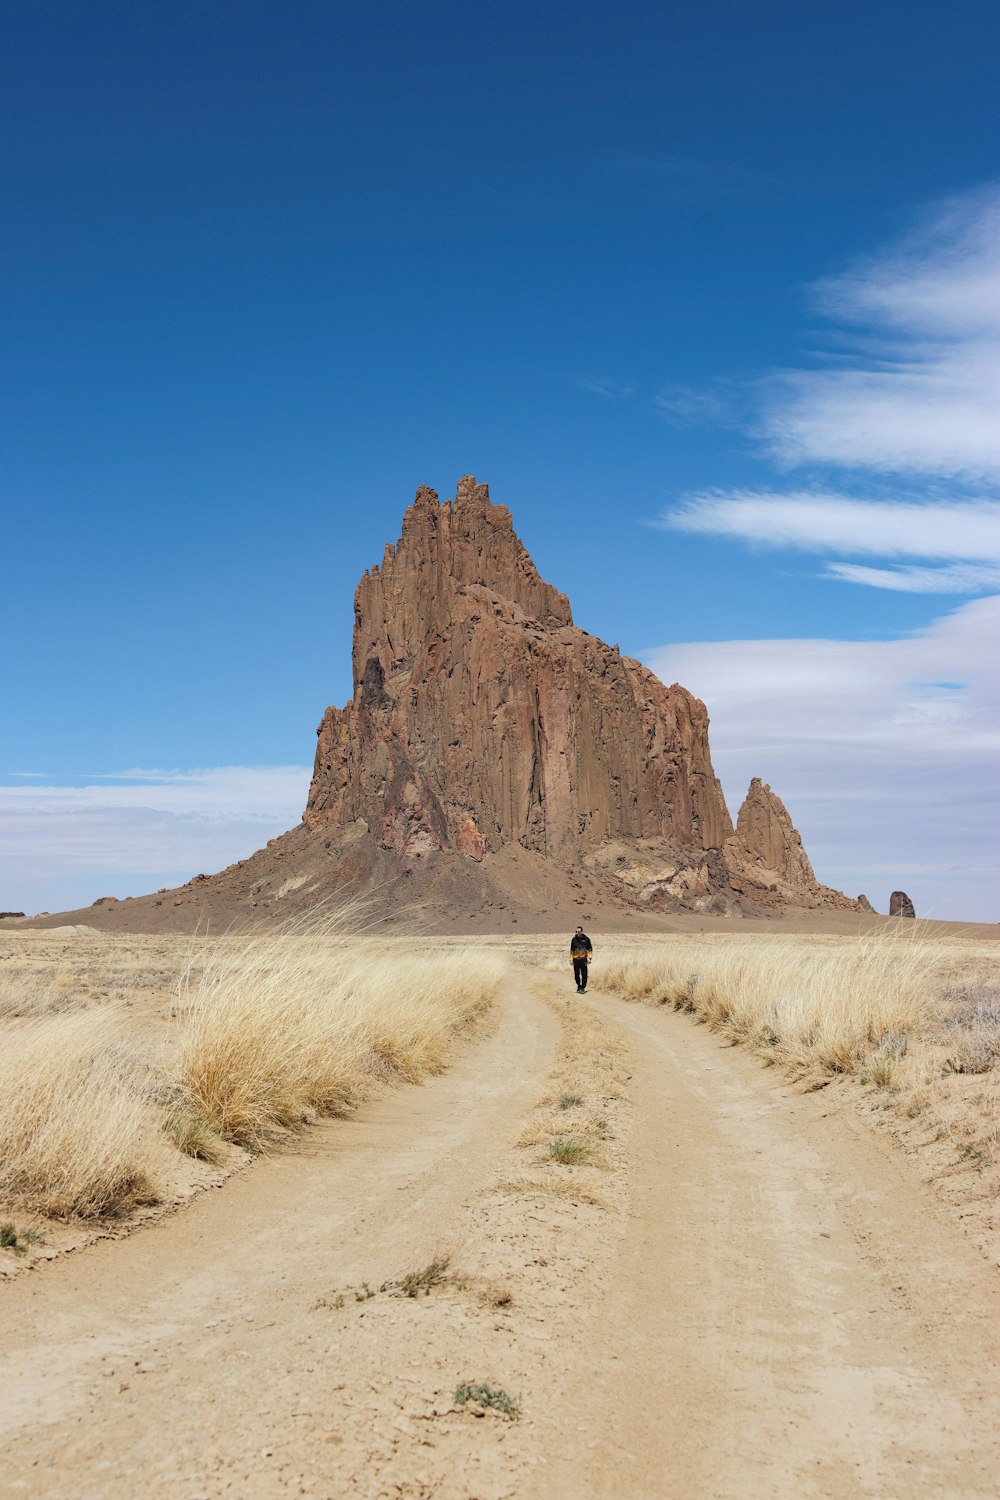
[30,477,866,931]
[0,912,26,920]
[889,890,916,918]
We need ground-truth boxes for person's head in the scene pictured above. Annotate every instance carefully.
[576,926,583,935]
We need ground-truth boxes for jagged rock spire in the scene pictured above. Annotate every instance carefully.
[304,478,856,914]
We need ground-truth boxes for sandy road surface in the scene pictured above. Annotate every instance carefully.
[2,973,999,1499]
[563,992,1000,1499]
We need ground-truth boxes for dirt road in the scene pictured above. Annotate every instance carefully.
[3,974,998,1499]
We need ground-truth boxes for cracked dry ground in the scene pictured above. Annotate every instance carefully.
[3,973,999,1500]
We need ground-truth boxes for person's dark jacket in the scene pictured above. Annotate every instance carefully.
[569,932,593,956]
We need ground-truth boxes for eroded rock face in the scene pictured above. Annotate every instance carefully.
[730,779,816,886]
[305,478,856,914]
[720,778,857,911]
[889,890,916,918]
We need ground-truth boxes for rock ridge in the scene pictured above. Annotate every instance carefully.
[304,477,858,915]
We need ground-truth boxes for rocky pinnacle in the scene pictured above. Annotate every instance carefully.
[305,478,858,914]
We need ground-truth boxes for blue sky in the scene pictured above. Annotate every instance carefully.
[2,1,998,918]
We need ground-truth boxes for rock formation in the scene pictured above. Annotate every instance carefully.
[720,779,857,911]
[889,890,916,918]
[23,475,867,933]
[856,894,875,913]
[302,477,857,916]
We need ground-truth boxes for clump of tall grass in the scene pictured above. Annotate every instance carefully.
[0,1010,157,1218]
[589,932,936,1080]
[0,909,501,1221]
[171,917,501,1149]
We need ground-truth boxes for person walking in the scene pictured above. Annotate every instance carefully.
[570,925,593,992]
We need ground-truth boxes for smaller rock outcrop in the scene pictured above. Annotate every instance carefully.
[721,778,856,911]
[730,778,816,886]
[889,890,916,918]
[856,894,875,913]
[0,911,25,919]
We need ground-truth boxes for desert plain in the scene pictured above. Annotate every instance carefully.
[2,912,999,1499]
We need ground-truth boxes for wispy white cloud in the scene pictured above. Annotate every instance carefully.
[761,184,1000,479]
[824,561,1000,594]
[0,765,310,819]
[666,492,1000,560]
[0,765,312,913]
[568,375,635,400]
[655,384,735,427]
[663,490,1000,593]
[645,596,1000,920]
[658,186,1000,595]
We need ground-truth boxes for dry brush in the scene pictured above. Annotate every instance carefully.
[0,918,502,1221]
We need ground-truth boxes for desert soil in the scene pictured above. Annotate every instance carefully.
[2,972,998,1500]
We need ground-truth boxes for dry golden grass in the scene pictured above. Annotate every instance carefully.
[0,1009,157,1218]
[172,928,500,1147]
[496,1175,607,1207]
[0,914,503,1218]
[587,929,1000,1167]
[589,931,938,1078]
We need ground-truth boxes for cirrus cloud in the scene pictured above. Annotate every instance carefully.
[659,184,1000,596]
[761,184,1000,480]
[663,490,1000,595]
[666,491,1000,560]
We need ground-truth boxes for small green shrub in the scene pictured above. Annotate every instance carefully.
[310,1293,346,1311]
[547,1134,595,1165]
[454,1382,520,1419]
[0,1221,46,1257]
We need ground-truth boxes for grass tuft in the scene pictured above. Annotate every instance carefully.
[478,1281,514,1309]
[556,1091,584,1110]
[0,1221,46,1256]
[546,1134,596,1165]
[939,983,1000,1075]
[162,1106,226,1163]
[386,1254,453,1298]
[498,1175,606,1207]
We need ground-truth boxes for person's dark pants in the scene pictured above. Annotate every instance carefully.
[573,955,589,991]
